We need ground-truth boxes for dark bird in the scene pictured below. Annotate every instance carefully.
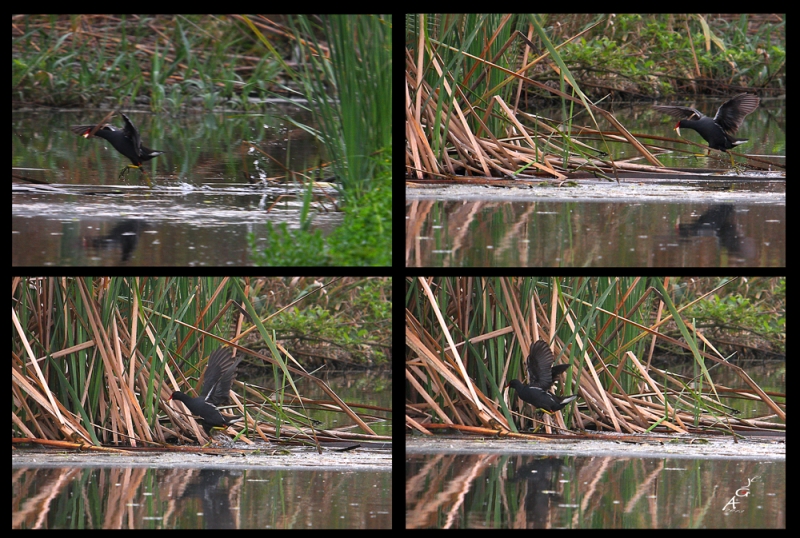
[653,93,760,165]
[508,340,577,413]
[169,348,243,438]
[71,113,164,185]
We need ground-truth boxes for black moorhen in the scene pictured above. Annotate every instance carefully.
[653,93,760,164]
[169,348,243,440]
[71,113,164,185]
[508,340,578,413]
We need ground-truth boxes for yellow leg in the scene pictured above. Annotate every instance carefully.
[202,428,223,448]
[118,165,152,188]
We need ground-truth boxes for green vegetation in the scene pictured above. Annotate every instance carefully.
[249,161,391,266]
[290,15,392,203]
[264,277,392,365]
[247,15,391,266]
[679,277,785,353]
[14,15,286,110]
[555,14,784,97]
[407,14,783,102]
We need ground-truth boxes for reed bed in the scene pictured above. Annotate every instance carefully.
[405,16,662,181]
[12,277,391,449]
[405,15,776,181]
[406,277,784,437]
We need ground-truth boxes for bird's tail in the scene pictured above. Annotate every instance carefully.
[726,133,749,146]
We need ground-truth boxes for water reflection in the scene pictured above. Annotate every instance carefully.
[177,468,242,529]
[12,465,391,529]
[406,198,785,267]
[83,219,149,262]
[676,204,756,259]
[507,456,569,524]
[406,452,785,528]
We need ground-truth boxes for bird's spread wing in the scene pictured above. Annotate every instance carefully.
[526,340,555,389]
[199,348,242,406]
[713,94,760,135]
[653,105,705,121]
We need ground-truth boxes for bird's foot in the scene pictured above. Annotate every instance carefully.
[118,165,152,187]
[202,428,233,448]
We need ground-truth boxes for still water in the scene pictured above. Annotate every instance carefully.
[406,449,784,529]
[13,464,391,529]
[407,190,784,267]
